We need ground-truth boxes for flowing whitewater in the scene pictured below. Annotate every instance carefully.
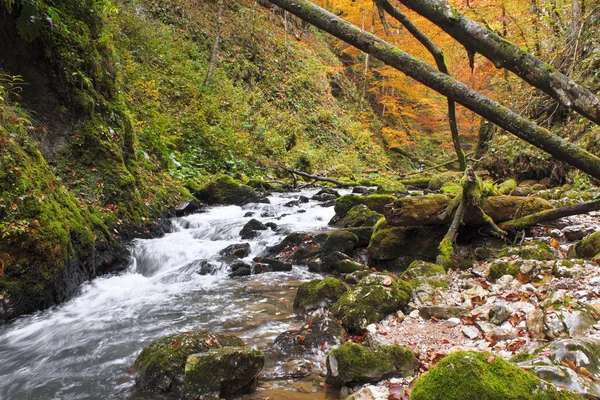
[0,189,340,399]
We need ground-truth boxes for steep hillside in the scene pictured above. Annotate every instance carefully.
[0,0,389,319]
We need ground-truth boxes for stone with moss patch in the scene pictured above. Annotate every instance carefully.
[336,204,383,228]
[333,194,396,220]
[326,343,417,387]
[487,260,523,282]
[374,181,409,196]
[499,240,557,261]
[427,172,463,191]
[498,179,517,195]
[404,260,446,287]
[135,330,245,393]
[274,313,345,355]
[322,230,359,256]
[195,175,260,205]
[293,278,348,311]
[410,351,582,400]
[439,182,463,195]
[568,232,600,259]
[332,275,412,334]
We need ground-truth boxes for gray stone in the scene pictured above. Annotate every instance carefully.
[462,326,480,340]
[446,318,461,328]
[488,305,511,325]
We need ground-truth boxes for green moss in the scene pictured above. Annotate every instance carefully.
[569,232,600,259]
[374,180,409,196]
[293,278,348,310]
[487,260,522,282]
[326,343,416,387]
[439,182,463,195]
[405,260,446,280]
[438,236,454,270]
[499,240,556,261]
[427,171,463,191]
[336,204,382,228]
[334,194,396,219]
[410,351,581,400]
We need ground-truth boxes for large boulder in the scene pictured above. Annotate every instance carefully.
[194,175,260,205]
[293,277,348,311]
[273,313,345,355]
[333,194,396,221]
[135,331,246,393]
[326,342,417,387]
[332,273,412,334]
[367,219,445,271]
[322,230,359,255]
[410,351,581,400]
[183,347,264,399]
[568,231,600,259]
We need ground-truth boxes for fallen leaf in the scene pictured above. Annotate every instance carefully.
[11,204,17,211]
[487,355,495,363]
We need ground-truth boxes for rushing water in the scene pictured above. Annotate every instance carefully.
[0,189,342,399]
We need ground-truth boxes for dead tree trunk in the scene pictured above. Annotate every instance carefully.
[204,0,224,86]
[395,0,600,126]
[266,0,600,180]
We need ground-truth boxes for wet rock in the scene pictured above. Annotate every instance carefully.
[344,226,375,247]
[135,330,246,393]
[273,313,345,355]
[244,212,254,217]
[194,175,260,205]
[352,186,372,194]
[240,219,268,240]
[312,188,340,203]
[182,347,264,399]
[252,263,272,274]
[489,305,511,325]
[253,257,292,272]
[332,274,412,334]
[183,260,218,275]
[410,351,578,400]
[174,199,203,217]
[325,342,417,387]
[419,306,468,320]
[230,261,252,277]
[322,251,352,271]
[293,278,348,311]
[568,231,600,259]
[218,243,251,259]
[265,222,278,231]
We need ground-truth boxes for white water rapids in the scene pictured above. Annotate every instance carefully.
[0,189,341,399]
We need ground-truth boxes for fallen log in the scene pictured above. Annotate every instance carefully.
[384,194,553,226]
[498,198,600,232]
[283,167,357,187]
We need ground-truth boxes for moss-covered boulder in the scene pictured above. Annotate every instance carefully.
[332,274,412,334]
[195,175,260,205]
[439,182,463,195]
[273,313,345,355]
[333,194,396,220]
[293,278,348,311]
[427,171,463,191]
[337,259,368,274]
[182,347,264,399]
[326,343,417,387]
[499,240,557,261]
[498,179,517,195]
[367,219,445,271]
[336,204,383,228]
[410,351,581,400]
[404,260,446,288]
[568,232,600,259]
[487,260,522,282]
[322,230,359,256]
[374,181,409,196]
[135,330,246,393]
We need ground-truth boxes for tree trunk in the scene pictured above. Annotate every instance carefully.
[395,0,600,126]
[572,0,582,30]
[266,0,600,180]
[204,0,224,87]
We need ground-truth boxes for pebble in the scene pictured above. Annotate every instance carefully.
[462,326,480,340]
[409,310,420,319]
[446,318,461,328]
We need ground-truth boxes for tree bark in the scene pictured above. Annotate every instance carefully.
[395,0,600,126]
[376,0,465,170]
[204,0,224,87]
[266,0,600,180]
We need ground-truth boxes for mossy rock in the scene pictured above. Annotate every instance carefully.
[374,181,409,196]
[344,226,375,247]
[182,347,264,399]
[326,343,417,387]
[333,194,396,220]
[273,313,345,355]
[498,179,517,195]
[367,219,445,270]
[332,275,412,334]
[439,182,463,195]
[404,260,446,288]
[568,232,600,259]
[336,204,383,228]
[293,278,348,311]
[427,171,463,191]
[499,240,557,261]
[410,351,582,400]
[322,230,359,256]
[487,260,523,282]
[135,330,245,393]
[195,175,260,205]
[337,259,368,274]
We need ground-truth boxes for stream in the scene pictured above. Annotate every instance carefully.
[0,189,342,399]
